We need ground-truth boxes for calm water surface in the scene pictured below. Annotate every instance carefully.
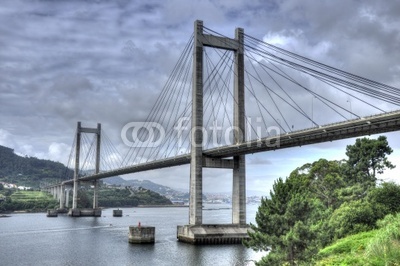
[0,204,266,266]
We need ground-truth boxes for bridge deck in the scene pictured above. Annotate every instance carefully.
[61,111,400,185]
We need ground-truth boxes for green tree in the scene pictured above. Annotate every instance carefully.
[246,137,396,265]
[245,172,325,265]
[367,182,400,215]
[336,183,369,202]
[327,200,378,240]
[245,178,293,261]
[345,136,394,185]
[0,183,3,190]
[307,159,346,209]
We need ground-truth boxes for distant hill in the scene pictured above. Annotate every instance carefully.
[104,177,201,203]
[0,144,180,193]
[0,145,73,187]
[0,145,174,210]
[103,176,179,195]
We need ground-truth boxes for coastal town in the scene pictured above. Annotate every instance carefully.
[0,181,31,191]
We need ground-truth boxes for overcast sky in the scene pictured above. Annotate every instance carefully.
[1,0,400,195]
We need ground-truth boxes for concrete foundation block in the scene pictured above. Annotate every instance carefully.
[177,224,250,245]
[46,209,58,217]
[68,208,81,217]
[113,209,123,217]
[128,226,155,244]
[68,208,102,217]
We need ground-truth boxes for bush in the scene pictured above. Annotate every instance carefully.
[328,200,378,240]
[368,182,400,215]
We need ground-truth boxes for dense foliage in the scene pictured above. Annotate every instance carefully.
[344,136,395,186]
[245,136,399,265]
[0,145,73,187]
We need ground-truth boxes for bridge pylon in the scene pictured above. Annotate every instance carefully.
[177,20,249,244]
[68,121,102,217]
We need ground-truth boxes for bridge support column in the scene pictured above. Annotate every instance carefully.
[93,123,101,211]
[71,122,81,212]
[233,155,246,225]
[58,185,62,201]
[59,185,65,210]
[232,27,246,226]
[52,187,56,199]
[93,180,98,209]
[189,20,204,226]
[178,20,249,244]
[65,188,71,208]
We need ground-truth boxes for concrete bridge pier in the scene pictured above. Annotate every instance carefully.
[44,184,74,213]
[58,185,63,202]
[69,122,81,217]
[68,122,102,217]
[50,186,61,201]
[59,185,71,210]
[92,125,100,211]
[93,180,99,209]
[57,184,69,213]
[65,187,71,208]
[50,187,56,199]
[177,21,249,244]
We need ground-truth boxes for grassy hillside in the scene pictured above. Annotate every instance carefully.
[11,191,54,200]
[0,190,58,212]
[315,213,400,265]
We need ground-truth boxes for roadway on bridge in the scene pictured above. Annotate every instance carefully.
[61,110,400,185]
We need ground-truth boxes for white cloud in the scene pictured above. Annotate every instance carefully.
[47,142,70,164]
[0,129,17,149]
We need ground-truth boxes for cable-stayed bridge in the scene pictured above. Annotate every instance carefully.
[45,21,400,244]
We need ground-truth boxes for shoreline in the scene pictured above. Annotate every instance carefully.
[0,204,189,214]
[0,210,47,214]
[136,205,188,208]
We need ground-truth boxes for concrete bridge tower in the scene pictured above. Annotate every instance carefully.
[68,122,102,217]
[177,20,249,244]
